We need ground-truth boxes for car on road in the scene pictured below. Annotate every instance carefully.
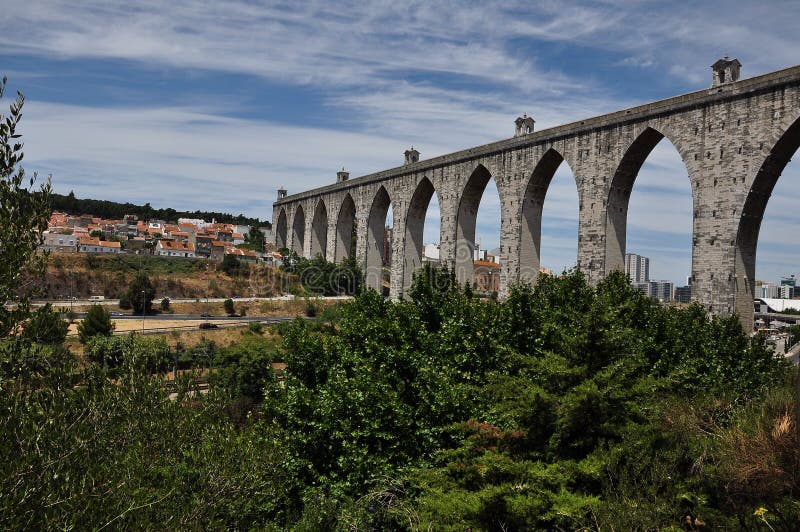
[200,313,211,318]
[199,322,218,330]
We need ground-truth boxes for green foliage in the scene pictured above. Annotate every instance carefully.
[0,76,52,339]
[224,297,235,315]
[1,250,796,529]
[212,335,280,404]
[118,291,132,310]
[245,225,266,249]
[22,304,68,345]
[77,304,114,343]
[220,253,246,276]
[84,334,171,373]
[0,340,75,385]
[127,272,156,315]
[282,255,362,296]
[160,297,170,312]
[263,268,792,528]
[248,321,263,334]
[0,349,288,529]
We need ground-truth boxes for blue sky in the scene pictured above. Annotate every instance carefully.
[2,0,799,284]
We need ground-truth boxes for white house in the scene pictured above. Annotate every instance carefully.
[155,240,196,258]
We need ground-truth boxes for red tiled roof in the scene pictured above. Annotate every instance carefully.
[158,240,195,251]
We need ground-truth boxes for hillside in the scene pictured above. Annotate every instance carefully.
[39,253,292,300]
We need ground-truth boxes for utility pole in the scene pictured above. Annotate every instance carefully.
[141,289,146,333]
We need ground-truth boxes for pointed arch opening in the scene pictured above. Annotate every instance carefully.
[275,208,287,250]
[310,199,328,258]
[455,165,500,291]
[366,186,392,294]
[291,204,306,256]
[520,149,578,283]
[335,193,356,262]
[423,184,441,270]
[735,115,800,329]
[606,127,693,300]
[404,177,437,293]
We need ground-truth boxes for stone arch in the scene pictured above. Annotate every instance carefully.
[519,148,575,283]
[454,164,498,284]
[275,208,287,250]
[734,114,800,329]
[366,186,392,293]
[291,204,306,256]
[335,193,356,262]
[604,126,692,275]
[403,177,438,292]
[310,199,328,258]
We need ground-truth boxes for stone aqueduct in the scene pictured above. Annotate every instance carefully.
[272,60,800,330]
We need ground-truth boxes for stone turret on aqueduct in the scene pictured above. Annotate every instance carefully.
[273,59,800,331]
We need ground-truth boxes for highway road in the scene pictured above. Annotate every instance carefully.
[8,294,353,308]
[69,312,300,322]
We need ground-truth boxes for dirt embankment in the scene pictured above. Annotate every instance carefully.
[38,253,297,300]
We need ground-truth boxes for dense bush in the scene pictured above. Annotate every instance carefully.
[1,264,796,529]
[22,304,68,345]
[264,267,794,529]
[77,304,114,343]
[282,254,362,296]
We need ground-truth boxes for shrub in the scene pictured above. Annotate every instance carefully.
[77,305,114,344]
[23,304,68,345]
[127,272,156,315]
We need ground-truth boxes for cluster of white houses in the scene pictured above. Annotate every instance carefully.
[39,212,276,263]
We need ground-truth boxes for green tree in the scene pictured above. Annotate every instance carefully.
[224,298,235,315]
[0,76,52,339]
[84,334,170,372]
[23,304,68,345]
[213,335,278,404]
[77,304,114,343]
[160,297,170,312]
[118,292,132,310]
[246,226,266,250]
[221,253,243,276]
[127,272,155,315]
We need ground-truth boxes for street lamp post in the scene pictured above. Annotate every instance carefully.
[141,289,146,333]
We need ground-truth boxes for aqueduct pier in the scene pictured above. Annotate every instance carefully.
[273,59,800,330]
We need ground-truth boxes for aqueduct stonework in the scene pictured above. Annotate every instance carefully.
[272,60,800,331]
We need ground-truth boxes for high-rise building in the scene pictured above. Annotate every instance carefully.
[649,281,674,303]
[674,285,692,304]
[625,253,650,283]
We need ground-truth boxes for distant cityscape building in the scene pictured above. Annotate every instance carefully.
[625,253,650,283]
[649,280,674,303]
[382,227,392,267]
[423,242,440,263]
[757,282,793,299]
[674,284,692,304]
